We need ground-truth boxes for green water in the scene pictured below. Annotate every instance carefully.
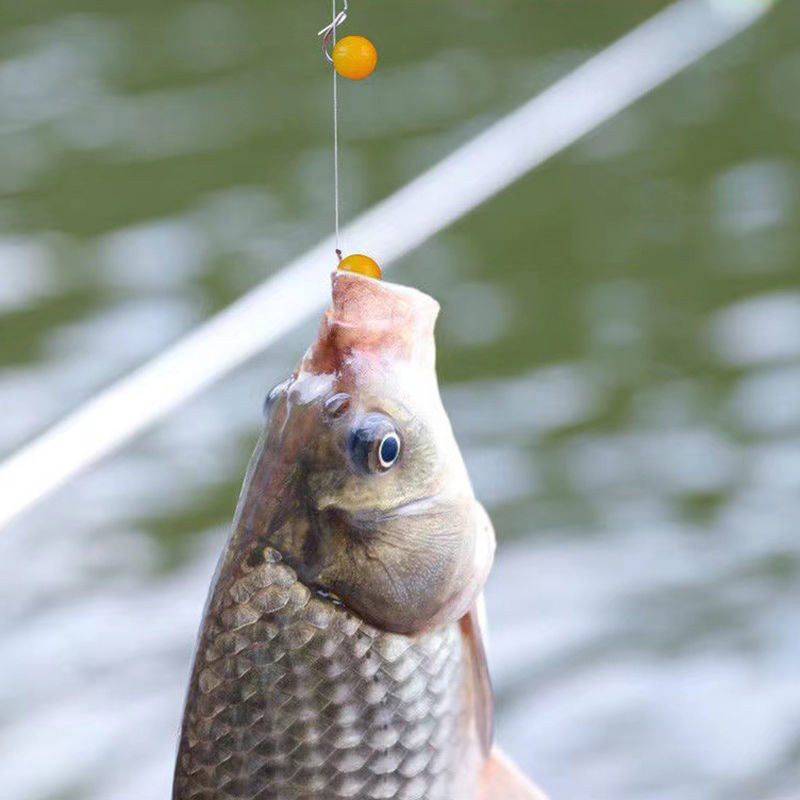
[1,2,799,799]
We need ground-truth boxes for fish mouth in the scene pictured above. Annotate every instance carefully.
[301,271,440,375]
[328,270,440,332]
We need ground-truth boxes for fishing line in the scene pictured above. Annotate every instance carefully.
[318,0,350,262]
[318,0,378,275]
[332,0,341,260]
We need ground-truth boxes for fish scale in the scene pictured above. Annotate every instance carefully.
[174,547,477,800]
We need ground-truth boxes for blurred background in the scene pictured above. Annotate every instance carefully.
[1,1,799,798]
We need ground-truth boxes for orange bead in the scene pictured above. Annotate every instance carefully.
[338,253,382,280]
[332,36,378,81]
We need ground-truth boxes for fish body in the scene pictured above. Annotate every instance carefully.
[174,273,543,800]
[174,548,483,799]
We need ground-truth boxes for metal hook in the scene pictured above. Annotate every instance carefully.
[317,0,348,64]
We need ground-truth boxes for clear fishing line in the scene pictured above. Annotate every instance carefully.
[333,0,341,258]
[319,0,350,261]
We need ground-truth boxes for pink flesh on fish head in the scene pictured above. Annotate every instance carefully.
[302,270,439,375]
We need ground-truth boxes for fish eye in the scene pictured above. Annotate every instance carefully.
[349,414,402,474]
[378,432,400,469]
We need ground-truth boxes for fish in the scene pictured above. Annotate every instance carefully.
[173,271,546,800]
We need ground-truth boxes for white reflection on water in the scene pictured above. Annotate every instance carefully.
[711,161,795,236]
[708,159,797,275]
[566,428,740,495]
[710,292,800,366]
[731,365,800,434]
[446,364,602,440]
[751,439,800,490]
[98,219,207,290]
[47,298,203,366]
[0,238,57,311]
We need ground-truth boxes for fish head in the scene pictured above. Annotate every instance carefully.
[235,271,495,635]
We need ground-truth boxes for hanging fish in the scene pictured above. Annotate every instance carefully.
[173,271,546,800]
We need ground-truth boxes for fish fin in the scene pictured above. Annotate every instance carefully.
[476,749,549,800]
[460,599,494,756]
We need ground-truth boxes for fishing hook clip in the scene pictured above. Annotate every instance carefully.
[317,0,348,64]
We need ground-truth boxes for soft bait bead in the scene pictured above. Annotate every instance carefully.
[338,253,381,280]
[332,36,378,81]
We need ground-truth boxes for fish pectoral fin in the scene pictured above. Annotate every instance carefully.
[476,749,549,800]
[460,601,494,755]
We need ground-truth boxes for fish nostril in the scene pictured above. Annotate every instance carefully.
[323,392,351,419]
[263,378,290,419]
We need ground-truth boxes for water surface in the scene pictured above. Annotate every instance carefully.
[1,1,799,798]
